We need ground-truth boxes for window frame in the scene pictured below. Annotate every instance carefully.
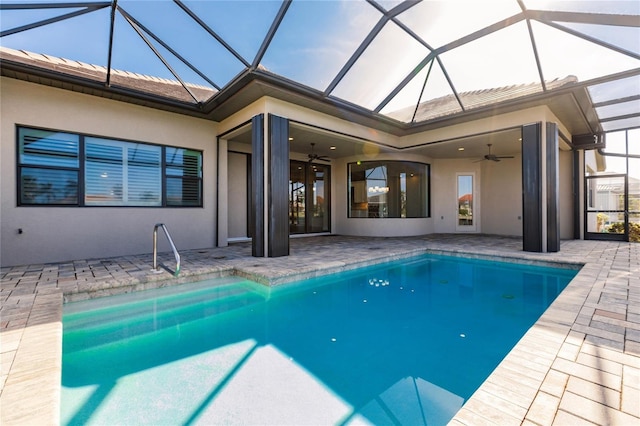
[17,127,80,206]
[16,125,203,208]
[347,160,431,219]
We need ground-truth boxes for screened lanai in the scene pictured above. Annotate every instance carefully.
[2,6,640,424]
[1,0,638,131]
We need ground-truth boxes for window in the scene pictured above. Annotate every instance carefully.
[348,160,429,218]
[85,138,162,206]
[17,126,202,207]
[18,128,79,205]
[166,147,203,207]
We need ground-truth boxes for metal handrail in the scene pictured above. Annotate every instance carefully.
[152,223,181,276]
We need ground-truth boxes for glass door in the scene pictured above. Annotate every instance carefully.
[289,161,330,234]
[585,174,627,241]
[307,163,330,233]
[289,162,306,234]
[456,173,477,232]
[584,129,639,242]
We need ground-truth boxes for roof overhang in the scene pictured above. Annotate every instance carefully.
[1,48,605,138]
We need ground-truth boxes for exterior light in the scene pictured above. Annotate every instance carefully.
[458,147,465,151]
[330,146,336,150]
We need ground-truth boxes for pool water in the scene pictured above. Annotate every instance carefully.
[61,254,577,425]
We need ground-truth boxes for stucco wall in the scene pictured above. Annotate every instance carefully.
[480,155,524,236]
[431,159,484,234]
[1,78,218,267]
[559,149,575,240]
[227,151,249,239]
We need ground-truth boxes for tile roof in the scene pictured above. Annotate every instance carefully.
[387,76,579,122]
[0,47,217,104]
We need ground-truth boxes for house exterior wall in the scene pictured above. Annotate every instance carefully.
[431,159,485,234]
[0,78,218,267]
[1,79,584,266]
[559,149,575,240]
[227,151,249,239]
[480,155,524,236]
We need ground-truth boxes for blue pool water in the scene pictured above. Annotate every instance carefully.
[61,254,577,425]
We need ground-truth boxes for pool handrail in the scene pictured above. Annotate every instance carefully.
[152,223,181,276]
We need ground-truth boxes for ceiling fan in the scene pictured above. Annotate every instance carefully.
[307,143,330,163]
[475,143,514,162]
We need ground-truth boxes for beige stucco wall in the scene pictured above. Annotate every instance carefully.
[1,78,219,267]
[559,150,575,240]
[480,155,524,236]
[431,159,485,234]
[227,151,249,239]
[1,78,584,266]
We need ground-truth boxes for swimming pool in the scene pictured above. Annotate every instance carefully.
[61,253,577,425]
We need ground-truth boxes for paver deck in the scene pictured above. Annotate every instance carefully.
[1,234,639,425]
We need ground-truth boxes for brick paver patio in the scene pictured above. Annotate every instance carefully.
[1,235,639,425]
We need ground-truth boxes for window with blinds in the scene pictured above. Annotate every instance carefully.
[18,128,79,205]
[85,138,161,206]
[166,147,202,206]
[17,127,202,207]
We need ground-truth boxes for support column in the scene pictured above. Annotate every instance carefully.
[573,149,582,240]
[217,138,228,248]
[251,114,265,257]
[522,123,543,252]
[546,122,560,252]
[268,114,290,257]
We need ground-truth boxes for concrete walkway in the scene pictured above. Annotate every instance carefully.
[1,235,639,425]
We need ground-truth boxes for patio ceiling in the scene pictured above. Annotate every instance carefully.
[1,0,639,136]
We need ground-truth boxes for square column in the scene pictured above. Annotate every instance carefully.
[250,114,290,257]
[268,114,290,257]
[521,121,560,253]
[251,114,265,257]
